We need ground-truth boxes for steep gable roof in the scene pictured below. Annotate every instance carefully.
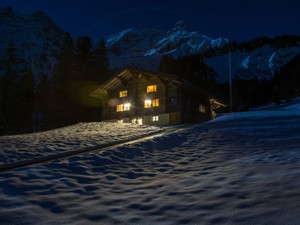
[90,67,182,98]
[90,66,227,108]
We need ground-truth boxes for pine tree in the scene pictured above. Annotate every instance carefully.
[1,40,23,134]
[18,66,35,133]
[72,36,102,123]
[50,34,76,128]
[93,39,110,83]
[74,36,93,81]
[36,73,49,131]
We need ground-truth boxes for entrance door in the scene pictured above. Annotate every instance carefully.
[169,112,180,124]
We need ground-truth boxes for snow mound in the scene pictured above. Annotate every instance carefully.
[211,98,300,122]
[0,122,163,168]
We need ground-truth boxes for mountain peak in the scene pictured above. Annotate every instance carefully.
[31,10,54,23]
[167,21,189,35]
[0,7,67,78]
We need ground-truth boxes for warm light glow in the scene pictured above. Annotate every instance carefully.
[144,99,159,108]
[137,118,143,125]
[119,90,127,97]
[152,116,159,121]
[147,85,157,93]
[124,103,131,111]
[132,118,143,125]
[117,120,123,123]
[144,99,152,108]
[199,104,206,113]
[152,98,159,107]
[117,103,130,112]
[117,104,123,112]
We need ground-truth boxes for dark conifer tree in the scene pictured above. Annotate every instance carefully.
[273,53,300,101]
[158,55,176,75]
[93,39,110,83]
[158,54,218,91]
[72,36,104,123]
[36,73,50,131]
[18,66,35,133]
[50,34,76,128]
[74,36,93,81]
[1,40,23,134]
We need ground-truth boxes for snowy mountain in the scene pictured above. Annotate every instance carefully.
[204,44,300,82]
[1,7,300,84]
[106,21,300,82]
[106,21,229,70]
[0,7,67,77]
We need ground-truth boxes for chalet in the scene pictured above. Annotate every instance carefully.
[90,67,226,126]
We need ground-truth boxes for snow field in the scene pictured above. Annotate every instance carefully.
[0,100,300,224]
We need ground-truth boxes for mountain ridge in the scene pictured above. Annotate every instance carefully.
[105,21,229,70]
[1,7,300,84]
[0,7,67,78]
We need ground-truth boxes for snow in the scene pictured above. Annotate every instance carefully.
[0,122,162,169]
[0,100,300,224]
[241,56,250,69]
[106,23,228,70]
[0,7,66,78]
[205,45,300,82]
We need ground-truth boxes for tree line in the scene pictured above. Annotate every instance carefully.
[1,33,299,135]
[159,52,300,112]
[0,34,111,135]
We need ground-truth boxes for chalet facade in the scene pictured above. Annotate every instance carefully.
[90,67,226,126]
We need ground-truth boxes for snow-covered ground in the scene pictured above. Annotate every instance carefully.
[0,122,163,169]
[0,99,300,225]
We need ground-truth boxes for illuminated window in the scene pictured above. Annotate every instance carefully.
[117,104,123,112]
[199,104,206,113]
[119,90,127,97]
[144,99,159,108]
[117,120,123,123]
[147,85,157,93]
[137,118,143,125]
[124,103,131,111]
[152,98,159,107]
[132,118,143,125]
[144,100,152,108]
[117,103,130,112]
[152,116,159,121]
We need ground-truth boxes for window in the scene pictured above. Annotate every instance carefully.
[199,104,206,113]
[117,120,123,123]
[124,103,130,111]
[152,116,159,121]
[144,100,152,108]
[144,99,159,108]
[132,118,143,125]
[147,85,157,93]
[117,104,124,112]
[152,98,159,107]
[119,90,127,97]
[117,103,130,112]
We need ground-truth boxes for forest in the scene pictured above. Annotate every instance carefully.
[0,34,110,135]
[0,34,300,135]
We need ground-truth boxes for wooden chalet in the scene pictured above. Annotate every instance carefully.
[90,67,226,126]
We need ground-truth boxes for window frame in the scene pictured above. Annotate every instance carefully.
[152,115,159,121]
[119,90,128,98]
[147,85,157,93]
[117,103,130,112]
[152,98,159,107]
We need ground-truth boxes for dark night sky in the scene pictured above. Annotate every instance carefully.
[1,0,300,42]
